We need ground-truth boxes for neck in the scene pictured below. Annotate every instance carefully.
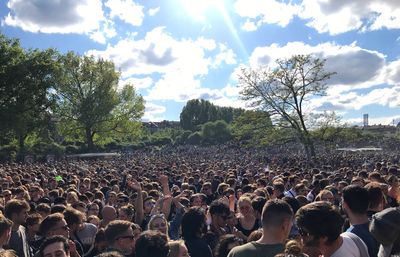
[257,229,285,245]
[12,223,20,230]
[321,236,343,257]
[348,212,369,225]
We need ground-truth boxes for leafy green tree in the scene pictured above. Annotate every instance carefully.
[201,120,231,144]
[239,54,335,159]
[0,34,58,151]
[54,52,145,150]
[180,99,244,131]
[231,110,272,146]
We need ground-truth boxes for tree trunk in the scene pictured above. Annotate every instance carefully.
[85,127,94,150]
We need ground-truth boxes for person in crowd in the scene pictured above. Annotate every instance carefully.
[342,185,379,257]
[181,207,212,257]
[135,230,169,257]
[235,196,259,238]
[38,213,82,257]
[38,235,70,257]
[204,200,230,253]
[227,199,293,257]
[103,220,135,256]
[365,182,385,218]
[168,240,190,257]
[215,234,242,257]
[0,214,13,252]
[4,199,31,257]
[296,201,369,257]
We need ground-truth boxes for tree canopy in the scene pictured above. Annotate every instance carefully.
[239,54,335,159]
[180,99,244,131]
[54,52,145,150]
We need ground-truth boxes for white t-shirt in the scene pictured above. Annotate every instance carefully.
[331,232,368,257]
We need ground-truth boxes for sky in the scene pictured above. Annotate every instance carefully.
[1,0,400,126]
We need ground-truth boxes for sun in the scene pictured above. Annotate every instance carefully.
[180,0,225,21]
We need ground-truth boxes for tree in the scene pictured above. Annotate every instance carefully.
[0,34,58,151]
[54,52,145,150]
[239,54,335,159]
[201,120,232,144]
[180,99,244,131]
[231,110,273,146]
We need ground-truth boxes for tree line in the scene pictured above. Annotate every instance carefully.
[0,34,145,160]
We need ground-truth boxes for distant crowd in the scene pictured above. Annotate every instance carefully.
[0,144,399,257]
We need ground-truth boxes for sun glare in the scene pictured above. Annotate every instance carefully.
[181,0,224,21]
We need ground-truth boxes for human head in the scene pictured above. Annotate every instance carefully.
[181,207,206,239]
[135,230,169,257]
[102,205,117,222]
[118,205,135,221]
[39,213,69,238]
[39,235,70,257]
[0,214,12,246]
[342,185,369,215]
[296,201,344,248]
[168,240,190,257]
[148,214,168,236]
[215,234,242,257]
[315,189,335,204]
[237,196,254,217]
[104,220,135,255]
[251,196,266,220]
[209,200,230,228]
[261,199,293,232]
[4,199,30,225]
[365,182,385,212]
[63,208,85,233]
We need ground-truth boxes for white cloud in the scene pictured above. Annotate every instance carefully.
[143,102,167,121]
[119,76,153,90]
[89,20,117,44]
[234,0,299,29]
[233,0,400,35]
[299,0,400,35]
[248,41,386,89]
[105,0,144,27]
[3,0,104,34]
[87,27,238,102]
[148,7,160,16]
[241,20,258,32]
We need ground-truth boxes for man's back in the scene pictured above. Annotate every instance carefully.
[331,232,368,257]
[227,241,284,257]
[347,223,379,257]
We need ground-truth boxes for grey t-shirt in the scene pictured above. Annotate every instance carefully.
[227,241,284,257]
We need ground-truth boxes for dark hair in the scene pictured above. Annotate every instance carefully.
[215,234,242,257]
[0,214,12,237]
[365,182,384,210]
[209,200,230,216]
[25,213,42,227]
[39,235,69,257]
[282,196,300,214]
[342,185,369,214]
[296,201,344,243]
[251,196,267,215]
[135,230,169,257]
[181,207,206,239]
[104,220,132,245]
[51,204,66,214]
[4,199,30,219]
[39,213,64,237]
[262,199,293,228]
[63,207,85,227]
[36,203,51,214]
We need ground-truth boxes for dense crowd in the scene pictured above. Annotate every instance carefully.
[0,144,399,257]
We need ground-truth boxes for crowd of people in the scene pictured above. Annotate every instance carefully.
[0,144,399,257]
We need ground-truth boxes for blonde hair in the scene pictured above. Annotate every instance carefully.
[167,240,185,257]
